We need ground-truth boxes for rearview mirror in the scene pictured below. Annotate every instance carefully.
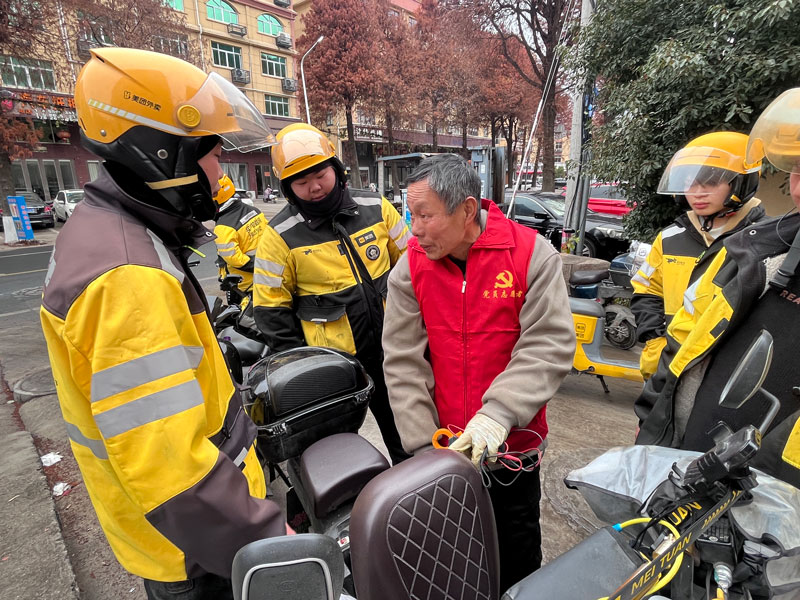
[533,212,550,220]
[719,330,773,410]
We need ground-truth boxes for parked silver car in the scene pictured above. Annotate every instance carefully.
[53,189,85,222]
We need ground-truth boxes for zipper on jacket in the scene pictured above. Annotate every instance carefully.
[461,268,469,425]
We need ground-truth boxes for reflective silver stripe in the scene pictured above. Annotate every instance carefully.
[388,222,406,239]
[639,262,656,277]
[353,196,382,206]
[683,279,701,315]
[273,214,305,235]
[395,231,410,251]
[87,98,186,136]
[631,273,650,288]
[218,248,236,257]
[146,229,184,284]
[661,224,685,239]
[254,273,282,288]
[255,257,284,275]
[95,379,203,439]
[91,345,204,403]
[233,447,248,467]
[239,210,259,224]
[44,248,57,288]
[65,422,108,459]
[216,242,236,250]
[245,249,257,257]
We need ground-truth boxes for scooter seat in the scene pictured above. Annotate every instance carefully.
[299,432,390,519]
[570,269,609,286]
[570,297,606,319]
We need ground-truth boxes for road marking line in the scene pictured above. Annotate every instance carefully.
[0,250,53,258]
[0,268,48,277]
[0,307,39,318]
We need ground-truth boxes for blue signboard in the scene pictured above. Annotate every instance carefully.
[7,195,35,241]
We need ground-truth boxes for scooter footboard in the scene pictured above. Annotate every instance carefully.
[502,527,645,600]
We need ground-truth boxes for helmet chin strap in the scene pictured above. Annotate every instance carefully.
[700,193,740,232]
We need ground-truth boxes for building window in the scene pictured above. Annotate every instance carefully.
[555,141,563,155]
[76,11,114,44]
[408,16,417,26]
[165,0,184,9]
[221,163,248,190]
[265,95,289,117]
[468,126,478,136]
[261,53,286,78]
[387,9,399,17]
[153,34,188,58]
[257,14,283,36]
[356,109,376,126]
[211,42,241,69]
[0,56,56,90]
[207,0,238,24]
[87,161,102,182]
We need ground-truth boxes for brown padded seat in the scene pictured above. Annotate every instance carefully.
[569,269,609,286]
[350,449,500,600]
[298,432,390,519]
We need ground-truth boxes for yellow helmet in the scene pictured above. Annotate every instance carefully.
[271,123,336,180]
[214,175,236,205]
[76,47,275,152]
[746,88,800,174]
[74,48,275,221]
[657,131,761,195]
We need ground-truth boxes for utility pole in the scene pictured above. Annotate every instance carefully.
[564,0,596,255]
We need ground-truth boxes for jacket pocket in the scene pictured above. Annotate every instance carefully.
[296,304,357,355]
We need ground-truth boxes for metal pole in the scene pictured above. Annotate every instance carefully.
[300,35,324,124]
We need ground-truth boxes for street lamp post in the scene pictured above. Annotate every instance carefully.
[300,35,324,124]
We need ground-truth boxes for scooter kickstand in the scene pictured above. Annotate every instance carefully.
[596,375,610,394]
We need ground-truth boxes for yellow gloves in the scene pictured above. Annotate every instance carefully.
[448,414,508,467]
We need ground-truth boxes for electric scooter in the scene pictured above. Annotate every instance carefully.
[232,331,800,600]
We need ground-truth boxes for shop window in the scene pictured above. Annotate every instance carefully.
[221,163,248,190]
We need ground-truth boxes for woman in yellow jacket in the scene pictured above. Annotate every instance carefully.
[631,131,766,379]
[213,174,268,302]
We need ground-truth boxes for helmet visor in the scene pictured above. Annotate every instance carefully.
[747,89,800,174]
[181,72,276,152]
[657,146,747,195]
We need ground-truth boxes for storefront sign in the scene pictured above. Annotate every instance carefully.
[340,125,385,142]
[7,196,35,241]
[1,90,78,122]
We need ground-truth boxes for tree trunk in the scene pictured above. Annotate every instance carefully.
[345,103,361,189]
[503,118,515,188]
[461,115,468,159]
[0,154,14,217]
[431,99,439,152]
[540,85,556,192]
[386,110,401,198]
[531,137,542,189]
[490,117,498,146]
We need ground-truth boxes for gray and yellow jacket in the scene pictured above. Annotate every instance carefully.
[631,199,765,378]
[40,167,284,581]
[253,191,409,360]
[213,199,268,292]
[635,212,800,487]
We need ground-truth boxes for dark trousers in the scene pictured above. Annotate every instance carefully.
[488,465,543,594]
[143,573,233,600]
[364,363,411,465]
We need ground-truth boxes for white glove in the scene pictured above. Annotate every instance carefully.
[447,414,508,467]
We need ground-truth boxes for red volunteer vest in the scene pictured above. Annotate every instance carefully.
[407,200,547,453]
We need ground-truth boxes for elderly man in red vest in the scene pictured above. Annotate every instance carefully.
[382,153,575,591]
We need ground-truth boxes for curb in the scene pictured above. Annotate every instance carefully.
[13,367,57,402]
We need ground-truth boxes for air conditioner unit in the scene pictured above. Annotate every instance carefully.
[273,0,290,7]
[227,23,247,36]
[276,32,292,49]
[231,68,251,84]
[282,78,298,92]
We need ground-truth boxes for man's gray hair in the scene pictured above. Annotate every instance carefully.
[406,154,482,220]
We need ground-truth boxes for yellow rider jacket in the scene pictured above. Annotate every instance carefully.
[631,199,765,378]
[213,199,268,292]
[253,191,409,358]
[40,167,285,582]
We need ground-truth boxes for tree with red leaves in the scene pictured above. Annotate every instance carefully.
[299,0,381,188]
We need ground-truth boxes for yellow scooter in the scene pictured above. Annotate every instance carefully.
[571,296,643,391]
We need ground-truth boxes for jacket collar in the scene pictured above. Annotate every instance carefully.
[84,166,213,251]
[684,198,765,245]
[295,189,358,230]
[472,199,516,249]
